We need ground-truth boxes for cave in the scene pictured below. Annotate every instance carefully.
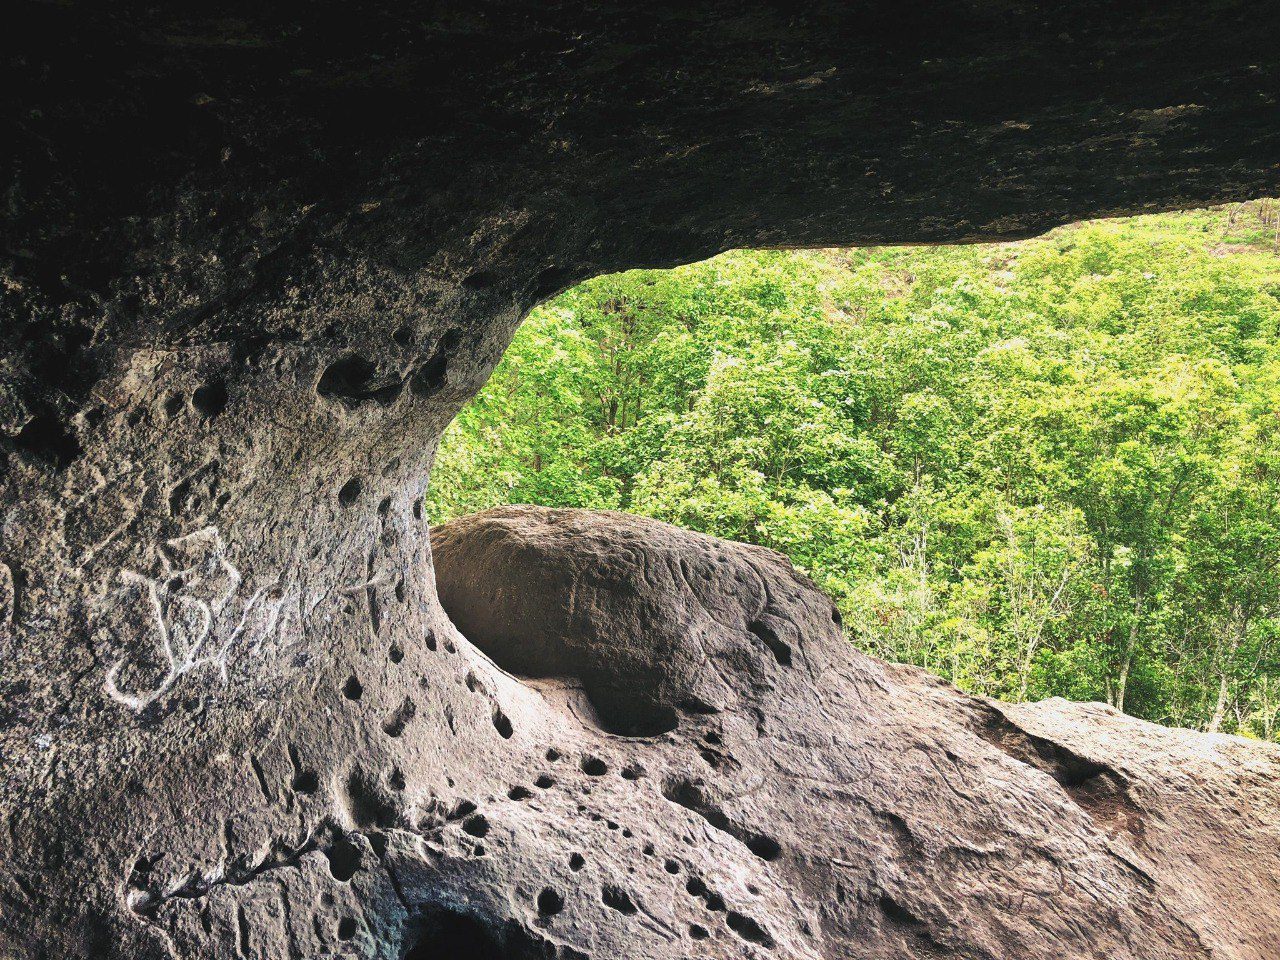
[2,3,1279,958]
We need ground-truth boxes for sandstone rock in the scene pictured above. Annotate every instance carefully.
[432,506,1280,959]
[3,3,1279,957]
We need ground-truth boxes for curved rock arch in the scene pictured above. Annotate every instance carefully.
[2,3,1279,958]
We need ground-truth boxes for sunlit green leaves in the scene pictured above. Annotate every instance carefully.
[428,201,1280,738]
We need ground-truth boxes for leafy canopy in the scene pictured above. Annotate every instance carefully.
[429,201,1280,740]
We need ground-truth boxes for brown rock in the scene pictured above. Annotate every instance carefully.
[432,506,1280,959]
[2,3,1279,957]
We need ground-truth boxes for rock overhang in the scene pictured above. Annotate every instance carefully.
[2,3,1280,958]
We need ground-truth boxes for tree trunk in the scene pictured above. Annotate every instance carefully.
[1207,673,1231,733]
[1111,593,1146,713]
[1112,627,1135,712]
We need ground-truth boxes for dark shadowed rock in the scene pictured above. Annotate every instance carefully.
[2,2,1279,957]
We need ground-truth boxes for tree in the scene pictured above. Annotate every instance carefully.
[960,503,1089,701]
[428,202,1280,738]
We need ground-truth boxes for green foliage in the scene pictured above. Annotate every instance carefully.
[427,201,1280,738]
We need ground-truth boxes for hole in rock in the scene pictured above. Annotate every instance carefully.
[748,619,792,667]
[746,835,782,861]
[726,911,773,946]
[337,916,358,940]
[430,553,678,738]
[569,853,585,871]
[580,756,607,777]
[410,351,449,397]
[973,707,1141,834]
[461,814,490,838]
[318,353,403,407]
[492,708,514,739]
[449,800,477,820]
[345,770,397,829]
[393,324,416,347]
[13,412,82,468]
[192,378,228,418]
[291,769,319,795]
[287,744,318,795]
[325,834,362,882]
[382,697,416,737]
[338,478,362,507]
[536,888,564,916]
[677,697,720,716]
[663,777,779,862]
[689,923,710,940]
[879,893,924,927]
[343,676,363,700]
[601,884,638,915]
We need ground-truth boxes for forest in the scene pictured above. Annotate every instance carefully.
[428,202,1280,740]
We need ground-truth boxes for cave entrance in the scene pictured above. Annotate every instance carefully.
[429,200,1280,742]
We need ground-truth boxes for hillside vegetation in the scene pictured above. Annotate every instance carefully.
[429,201,1280,739]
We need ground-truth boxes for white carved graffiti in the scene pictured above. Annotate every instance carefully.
[0,560,13,628]
[102,527,294,711]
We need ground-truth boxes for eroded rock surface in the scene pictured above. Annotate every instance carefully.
[432,507,1280,959]
[3,3,1280,957]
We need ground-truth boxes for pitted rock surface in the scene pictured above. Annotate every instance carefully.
[432,507,1280,959]
[3,2,1280,957]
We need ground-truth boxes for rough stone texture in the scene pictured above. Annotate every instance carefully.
[433,507,1280,960]
[2,2,1279,957]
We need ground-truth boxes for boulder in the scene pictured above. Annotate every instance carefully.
[430,506,1280,959]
